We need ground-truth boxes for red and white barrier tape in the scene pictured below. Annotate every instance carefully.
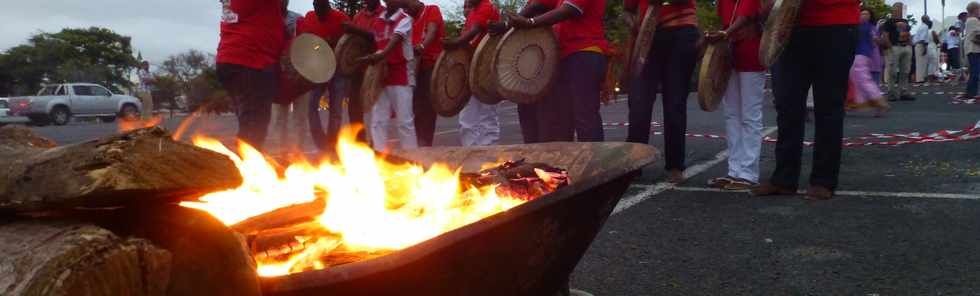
[606,120,980,147]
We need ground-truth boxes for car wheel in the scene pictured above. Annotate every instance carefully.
[120,104,139,121]
[49,107,70,126]
[99,116,117,123]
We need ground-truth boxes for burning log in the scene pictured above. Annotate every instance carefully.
[0,126,242,212]
[461,159,570,200]
[231,199,325,235]
[0,221,172,296]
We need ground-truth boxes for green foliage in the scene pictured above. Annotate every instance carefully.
[153,49,229,113]
[443,3,466,37]
[862,0,891,21]
[0,27,137,96]
[696,0,720,32]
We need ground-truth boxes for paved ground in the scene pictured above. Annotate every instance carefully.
[20,82,980,295]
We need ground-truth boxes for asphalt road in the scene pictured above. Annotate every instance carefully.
[21,82,980,295]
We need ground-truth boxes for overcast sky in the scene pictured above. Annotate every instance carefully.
[0,0,968,68]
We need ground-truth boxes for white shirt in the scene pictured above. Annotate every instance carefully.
[912,24,930,44]
[946,31,960,49]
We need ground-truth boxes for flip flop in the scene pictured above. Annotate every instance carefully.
[723,178,757,191]
[707,176,735,188]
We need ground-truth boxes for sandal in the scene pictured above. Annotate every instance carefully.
[707,176,735,188]
[723,178,757,191]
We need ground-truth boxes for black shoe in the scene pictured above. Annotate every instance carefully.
[899,95,917,101]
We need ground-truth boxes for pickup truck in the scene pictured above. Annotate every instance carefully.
[8,83,143,126]
[0,97,30,126]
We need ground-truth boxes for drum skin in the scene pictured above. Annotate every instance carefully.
[430,48,473,117]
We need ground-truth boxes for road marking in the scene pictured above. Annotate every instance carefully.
[612,127,778,215]
[667,186,980,200]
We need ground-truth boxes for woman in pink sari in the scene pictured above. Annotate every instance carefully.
[849,8,890,116]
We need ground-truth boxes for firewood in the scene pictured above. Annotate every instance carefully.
[88,205,262,296]
[0,220,172,296]
[231,198,325,235]
[0,126,242,212]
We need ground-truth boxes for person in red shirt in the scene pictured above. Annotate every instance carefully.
[702,0,766,190]
[622,0,699,184]
[297,0,357,154]
[358,0,418,151]
[216,0,286,150]
[751,0,860,200]
[506,0,609,143]
[443,0,501,147]
[405,0,445,147]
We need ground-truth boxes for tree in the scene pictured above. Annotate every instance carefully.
[0,27,137,95]
[863,0,891,21]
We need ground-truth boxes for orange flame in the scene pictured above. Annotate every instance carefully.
[180,126,529,276]
[118,116,163,133]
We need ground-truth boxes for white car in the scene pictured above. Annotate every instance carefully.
[0,97,29,126]
[8,83,143,126]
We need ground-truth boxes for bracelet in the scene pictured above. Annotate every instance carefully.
[530,17,536,25]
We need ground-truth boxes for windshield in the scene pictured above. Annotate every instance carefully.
[36,85,58,96]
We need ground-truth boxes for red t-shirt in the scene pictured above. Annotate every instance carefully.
[534,0,610,58]
[464,0,501,47]
[217,0,286,70]
[624,0,696,28]
[798,0,859,26]
[370,9,414,86]
[297,10,350,46]
[411,5,445,70]
[353,5,385,29]
[717,0,764,72]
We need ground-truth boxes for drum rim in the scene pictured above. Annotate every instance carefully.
[469,34,504,104]
[430,47,472,117]
[493,27,559,104]
[289,33,337,84]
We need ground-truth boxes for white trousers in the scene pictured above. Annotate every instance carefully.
[722,72,765,183]
[458,97,500,146]
[271,91,311,154]
[914,43,928,82]
[369,85,417,151]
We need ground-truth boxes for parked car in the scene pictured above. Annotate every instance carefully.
[0,97,29,126]
[8,83,143,126]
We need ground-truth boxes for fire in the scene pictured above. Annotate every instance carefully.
[180,127,530,277]
[118,116,163,132]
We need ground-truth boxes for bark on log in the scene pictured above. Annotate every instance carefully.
[89,205,262,296]
[0,126,242,212]
[231,199,325,235]
[0,221,172,296]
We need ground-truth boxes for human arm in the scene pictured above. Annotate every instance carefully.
[506,3,581,29]
[342,22,375,40]
[359,16,411,64]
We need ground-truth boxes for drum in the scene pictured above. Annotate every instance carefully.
[360,62,388,112]
[335,34,374,76]
[430,47,473,117]
[697,41,733,112]
[492,27,560,104]
[759,0,802,68]
[275,33,337,104]
[469,34,505,104]
[630,7,659,78]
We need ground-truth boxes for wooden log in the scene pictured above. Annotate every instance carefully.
[0,126,242,212]
[0,220,172,296]
[231,199,325,235]
[88,205,262,296]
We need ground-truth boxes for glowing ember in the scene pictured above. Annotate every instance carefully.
[180,127,560,277]
[117,116,163,132]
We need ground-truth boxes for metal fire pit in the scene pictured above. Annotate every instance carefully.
[261,142,658,296]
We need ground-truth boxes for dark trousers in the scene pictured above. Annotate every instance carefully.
[217,63,276,150]
[770,25,857,190]
[309,75,365,153]
[626,26,699,170]
[518,51,606,143]
[948,47,962,69]
[413,68,437,146]
[967,53,980,97]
